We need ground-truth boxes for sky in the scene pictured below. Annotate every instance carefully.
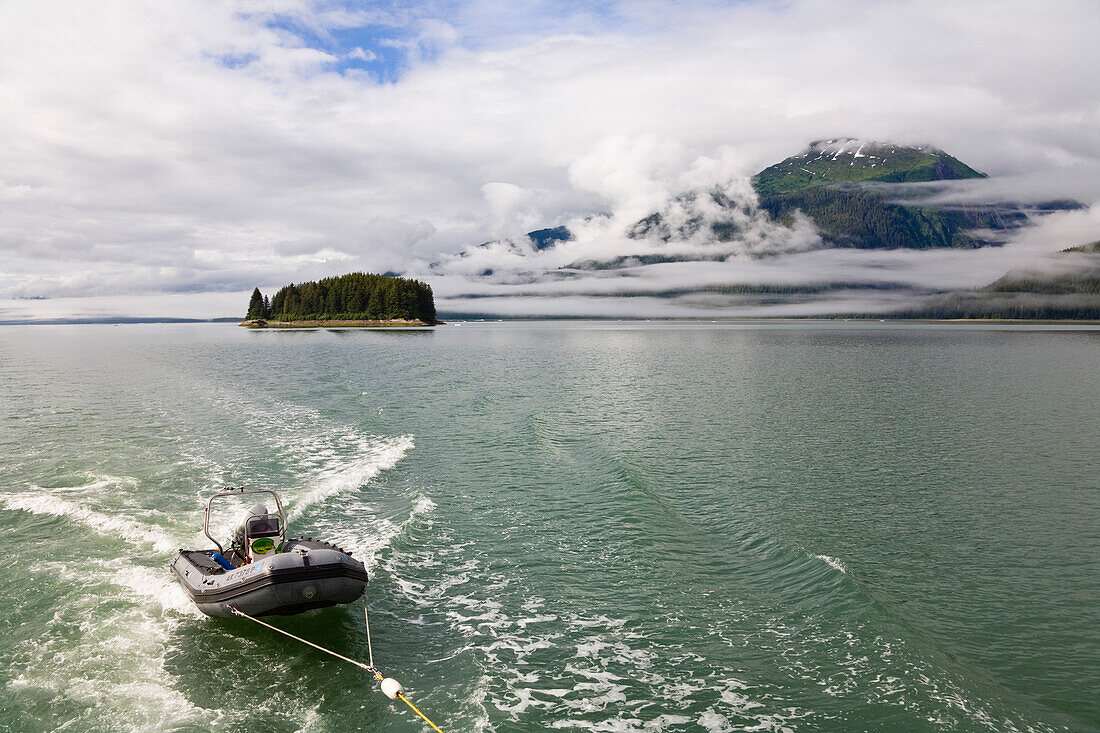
[2,0,1099,320]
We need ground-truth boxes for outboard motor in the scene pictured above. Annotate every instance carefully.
[230,503,283,563]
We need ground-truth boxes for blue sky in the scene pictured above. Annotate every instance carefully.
[252,0,636,81]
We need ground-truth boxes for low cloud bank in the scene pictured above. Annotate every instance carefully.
[422,154,1100,317]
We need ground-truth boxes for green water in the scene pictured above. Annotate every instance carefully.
[1,321,1097,732]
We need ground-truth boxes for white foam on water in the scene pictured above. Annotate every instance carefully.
[494,686,556,716]
[813,554,848,573]
[7,597,219,731]
[484,635,557,658]
[324,493,437,571]
[19,557,331,731]
[108,564,207,618]
[287,434,415,521]
[729,611,1051,732]
[515,613,558,628]
[438,577,739,729]
[47,473,140,493]
[138,371,409,496]
[547,713,696,731]
[466,673,495,733]
[122,374,421,567]
[378,530,678,728]
[178,380,390,473]
[410,495,438,515]
[694,678,796,733]
[367,516,814,732]
[1,491,183,553]
[32,558,204,619]
[380,538,816,733]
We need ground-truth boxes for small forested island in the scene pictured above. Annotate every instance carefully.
[243,272,437,327]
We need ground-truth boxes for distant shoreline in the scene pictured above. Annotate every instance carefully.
[1,316,1097,327]
[240,318,436,328]
[433,316,1100,325]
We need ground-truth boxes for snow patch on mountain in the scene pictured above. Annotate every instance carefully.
[802,138,944,162]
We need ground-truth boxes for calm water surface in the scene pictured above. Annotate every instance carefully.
[0,321,1097,732]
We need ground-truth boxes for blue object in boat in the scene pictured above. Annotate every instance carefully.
[211,552,234,571]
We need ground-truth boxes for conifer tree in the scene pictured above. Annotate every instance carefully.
[246,288,265,320]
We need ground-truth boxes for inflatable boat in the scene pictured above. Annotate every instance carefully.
[170,487,367,618]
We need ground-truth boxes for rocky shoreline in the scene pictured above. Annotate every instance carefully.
[240,318,435,328]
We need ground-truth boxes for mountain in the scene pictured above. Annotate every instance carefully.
[983,241,1100,295]
[751,139,1078,250]
[442,139,1080,267]
[752,139,985,195]
[895,242,1100,319]
[619,139,1080,254]
[528,226,573,250]
[426,138,1094,319]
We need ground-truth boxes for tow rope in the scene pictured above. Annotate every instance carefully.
[228,604,444,732]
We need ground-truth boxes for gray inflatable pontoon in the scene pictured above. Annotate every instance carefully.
[170,488,367,618]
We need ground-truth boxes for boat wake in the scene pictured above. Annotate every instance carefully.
[286,434,415,521]
[319,494,436,571]
[813,553,848,574]
[0,487,187,554]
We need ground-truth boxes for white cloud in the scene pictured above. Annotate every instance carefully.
[346,47,378,62]
[568,136,689,221]
[1,0,1099,319]
[480,181,540,240]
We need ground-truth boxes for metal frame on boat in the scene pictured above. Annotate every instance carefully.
[203,487,286,555]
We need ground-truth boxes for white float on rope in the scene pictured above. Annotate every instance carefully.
[380,677,405,700]
[226,604,443,732]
